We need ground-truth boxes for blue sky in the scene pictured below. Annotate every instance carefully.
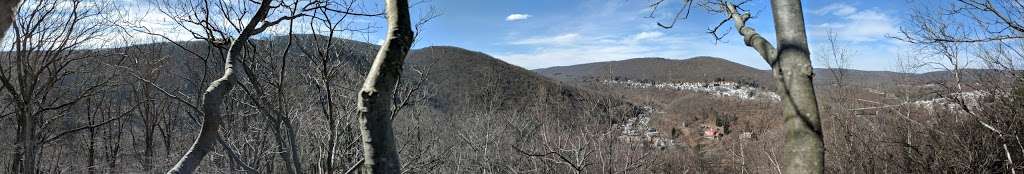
[404,0,913,71]
[117,0,917,71]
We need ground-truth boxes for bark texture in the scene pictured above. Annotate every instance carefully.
[1,1,27,173]
[725,1,823,173]
[166,0,275,173]
[0,0,20,40]
[771,0,824,173]
[166,37,241,174]
[356,0,414,173]
[14,105,38,174]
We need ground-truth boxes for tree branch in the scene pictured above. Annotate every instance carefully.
[724,2,777,64]
[40,102,140,144]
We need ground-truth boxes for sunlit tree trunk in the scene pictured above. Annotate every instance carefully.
[167,1,276,173]
[771,0,823,173]
[167,32,244,174]
[723,0,823,173]
[356,0,414,172]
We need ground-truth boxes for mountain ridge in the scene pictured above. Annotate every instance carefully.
[533,56,1004,88]
[534,56,774,88]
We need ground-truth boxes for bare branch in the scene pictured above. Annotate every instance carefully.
[40,102,141,145]
[723,2,776,64]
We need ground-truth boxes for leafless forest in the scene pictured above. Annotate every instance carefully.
[0,0,1022,173]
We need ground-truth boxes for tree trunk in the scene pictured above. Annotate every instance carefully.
[140,85,157,172]
[143,123,155,172]
[167,38,245,174]
[106,121,125,172]
[237,52,304,174]
[270,119,296,174]
[3,1,25,173]
[770,0,824,173]
[724,1,823,173]
[14,104,39,174]
[356,0,414,173]
[88,103,98,174]
[166,0,276,173]
[284,120,303,173]
[0,0,21,40]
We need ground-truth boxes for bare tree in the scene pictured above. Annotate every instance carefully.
[649,0,824,173]
[896,1,1024,173]
[355,0,414,172]
[2,0,116,173]
[165,0,303,173]
[131,0,381,173]
[116,42,173,172]
[815,29,854,88]
[297,2,381,170]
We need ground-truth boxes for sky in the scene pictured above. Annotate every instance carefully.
[112,0,918,71]
[406,0,913,71]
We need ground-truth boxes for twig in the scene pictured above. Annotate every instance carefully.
[764,149,782,174]
[344,158,364,174]
[216,133,258,174]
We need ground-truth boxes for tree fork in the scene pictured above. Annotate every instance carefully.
[167,0,276,173]
[724,0,824,173]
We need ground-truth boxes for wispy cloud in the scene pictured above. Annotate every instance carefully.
[813,3,857,16]
[811,3,897,42]
[629,31,664,42]
[505,13,531,22]
[510,33,580,45]
[805,2,910,70]
[496,31,762,69]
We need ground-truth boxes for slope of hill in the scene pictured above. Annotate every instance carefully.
[87,34,640,123]
[535,57,773,88]
[404,46,637,121]
[266,35,640,121]
[534,57,992,89]
[812,68,911,87]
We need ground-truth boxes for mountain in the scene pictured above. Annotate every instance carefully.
[533,57,1000,89]
[535,57,773,88]
[276,35,640,121]
[812,68,911,87]
[119,34,638,121]
[404,46,637,121]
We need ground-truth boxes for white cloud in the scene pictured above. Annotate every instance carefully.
[496,31,767,70]
[630,31,664,42]
[511,31,668,47]
[811,4,897,42]
[805,3,909,70]
[814,3,858,16]
[481,1,905,71]
[510,33,581,45]
[505,13,531,22]
[841,10,898,40]
[86,1,204,46]
[488,1,773,70]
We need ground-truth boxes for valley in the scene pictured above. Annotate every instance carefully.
[2,0,1021,173]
